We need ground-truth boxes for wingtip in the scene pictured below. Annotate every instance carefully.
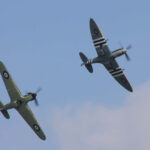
[6,115,10,119]
[40,135,46,141]
[42,137,46,141]
[90,18,94,23]
[79,52,82,58]
[79,52,82,55]
[130,88,133,92]
[128,86,133,92]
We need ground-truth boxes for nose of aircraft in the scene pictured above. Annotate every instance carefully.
[122,48,127,53]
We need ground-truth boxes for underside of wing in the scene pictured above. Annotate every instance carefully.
[114,74,133,92]
[89,18,111,57]
[16,104,46,140]
[0,61,22,101]
[104,59,133,92]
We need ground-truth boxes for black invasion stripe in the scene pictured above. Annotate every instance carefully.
[95,41,107,47]
[94,38,105,44]
[112,71,123,76]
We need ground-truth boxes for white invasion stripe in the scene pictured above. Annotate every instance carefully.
[102,43,107,46]
[111,70,122,75]
[93,37,104,42]
[109,69,120,73]
[109,68,121,73]
[113,73,124,77]
[95,45,100,48]
[116,67,120,70]
[94,40,106,46]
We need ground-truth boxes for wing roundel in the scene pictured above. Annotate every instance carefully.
[0,61,22,101]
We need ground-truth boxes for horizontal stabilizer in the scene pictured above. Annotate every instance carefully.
[85,64,93,73]
[0,101,10,119]
[79,52,88,62]
[79,52,93,73]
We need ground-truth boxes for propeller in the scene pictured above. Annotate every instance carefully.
[119,41,124,49]
[34,87,42,106]
[26,87,42,106]
[119,42,132,61]
[34,97,39,106]
[126,44,132,50]
[36,87,42,94]
[124,53,130,61]
[124,44,132,61]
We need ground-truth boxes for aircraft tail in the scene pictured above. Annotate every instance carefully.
[79,52,93,73]
[0,101,10,119]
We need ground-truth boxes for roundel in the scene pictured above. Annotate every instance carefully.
[3,71,9,79]
[33,124,40,132]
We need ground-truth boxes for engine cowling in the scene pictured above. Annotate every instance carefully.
[111,49,126,58]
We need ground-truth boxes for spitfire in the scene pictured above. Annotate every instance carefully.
[0,61,46,140]
[79,18,133,92]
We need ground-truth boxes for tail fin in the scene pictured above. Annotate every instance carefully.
[0,101,10,119]
[79,52,93,73]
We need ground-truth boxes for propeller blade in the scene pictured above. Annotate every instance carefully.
[125,53,130,61]
[126,45,132,50]
[119,41,124,49]
[118,42,132,61]
[34,98,39,106]
[36,87,42,94]
[34,87,42,106]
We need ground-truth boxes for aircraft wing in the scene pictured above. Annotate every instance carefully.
[0,61,22,101]
[90,18,111,57]
[104,59,133,92]
[16,103,46,140]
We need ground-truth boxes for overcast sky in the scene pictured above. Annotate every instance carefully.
[0,0,150,150]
